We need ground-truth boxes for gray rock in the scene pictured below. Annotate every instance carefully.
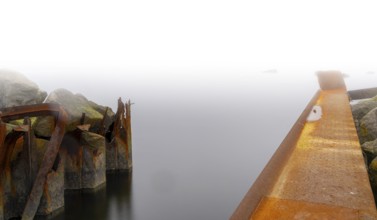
[0,70,47,109]
[358,108,377,144]
[351,98,377,123]
[361,139,377,165]
[33,116,55,138]
[351,100,377,121]
[369,157,377,192]
[33,89,114,137]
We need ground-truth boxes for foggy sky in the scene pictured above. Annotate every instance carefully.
[1,0,377,74]
[1,1,377,219]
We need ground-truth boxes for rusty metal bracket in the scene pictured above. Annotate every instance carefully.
[0,103,67,220]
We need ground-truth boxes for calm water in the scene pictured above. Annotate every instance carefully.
[34,72,374,220]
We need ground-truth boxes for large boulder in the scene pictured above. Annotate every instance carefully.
[0,70,47,109]
[351,98,377,123]
[33,89,114,137]
[358,108,377,144]
[361,139,377,165]
[369,157,377,193]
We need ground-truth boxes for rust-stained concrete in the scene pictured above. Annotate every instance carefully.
[232,72,377,220]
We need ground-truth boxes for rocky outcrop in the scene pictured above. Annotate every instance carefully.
[351,99,377,123]
[33,88,114,138]
[362,139,377,165]
[352,96,377,144]
[352,94,377,201]
[0,70,47,109]
[369,157,377,195]
[358,108,377,144]
[0,71,132,220]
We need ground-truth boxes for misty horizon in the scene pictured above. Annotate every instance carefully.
[2,0,377,219]
[1,69,376,219]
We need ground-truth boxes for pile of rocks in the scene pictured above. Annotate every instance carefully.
[351,95,377,193]
[0,70,132,219]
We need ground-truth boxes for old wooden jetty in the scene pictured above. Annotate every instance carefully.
[232,72,377,219]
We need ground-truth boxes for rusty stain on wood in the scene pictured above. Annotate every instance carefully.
[251,197,359,220]
[125,100,132,164]
[114,98,124,169]
[106,98,133,171]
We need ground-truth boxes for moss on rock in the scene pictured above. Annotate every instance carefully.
[33,89,114,137]
[358,108,377,144]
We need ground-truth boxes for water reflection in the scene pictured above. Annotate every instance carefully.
[106,172,133,220]
[52,172,132,220]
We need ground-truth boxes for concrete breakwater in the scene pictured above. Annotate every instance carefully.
[0,71,132,220]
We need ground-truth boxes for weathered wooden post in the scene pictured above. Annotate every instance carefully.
[125,100,132,170]
[106,98,132,171]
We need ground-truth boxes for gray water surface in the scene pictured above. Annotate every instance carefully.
[44,73,323,220]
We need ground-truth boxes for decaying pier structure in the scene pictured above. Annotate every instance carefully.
[0,98,132,220]
[232,72,377,219]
